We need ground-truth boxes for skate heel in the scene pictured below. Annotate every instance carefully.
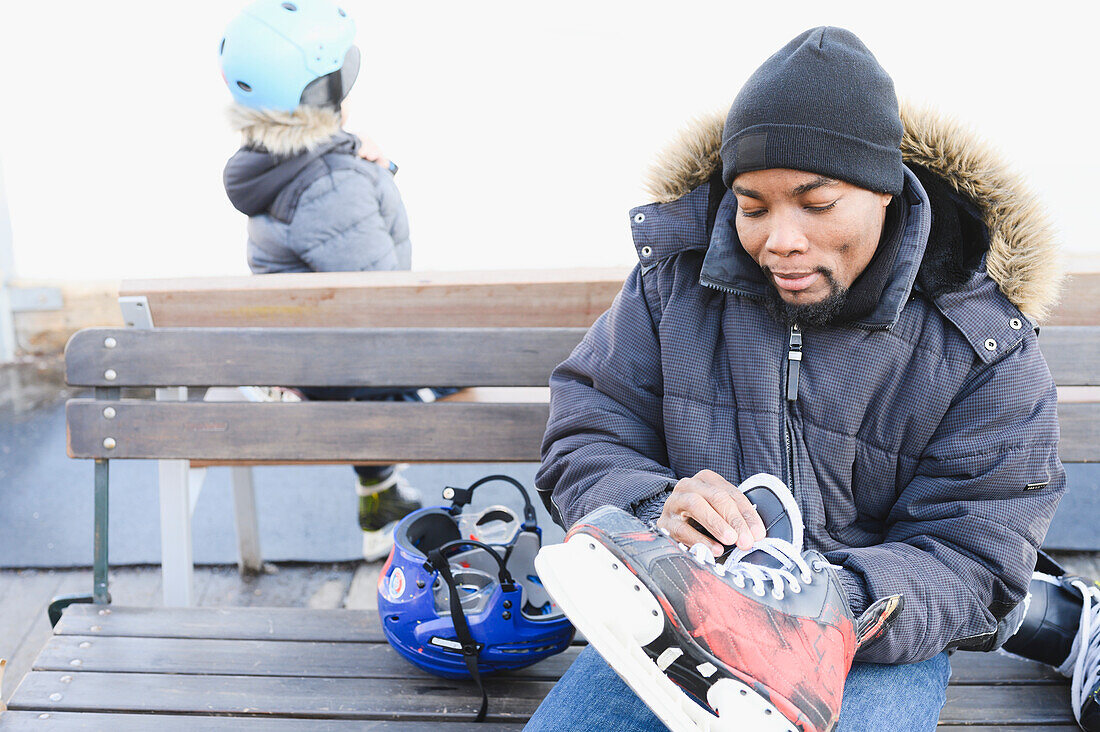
[708,678,799,732]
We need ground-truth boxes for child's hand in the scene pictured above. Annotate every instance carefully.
[356,135,390,170]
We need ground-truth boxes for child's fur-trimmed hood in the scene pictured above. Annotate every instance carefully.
[642,103,1064,323]
[227,104,342,157]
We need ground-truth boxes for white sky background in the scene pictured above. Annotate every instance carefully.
[0,1,1097,280]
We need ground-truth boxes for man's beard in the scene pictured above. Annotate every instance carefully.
[761,266,848,328]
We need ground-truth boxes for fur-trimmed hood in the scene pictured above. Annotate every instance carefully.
[223,106,361,219]
[642,103,1063,323]
[227,103,342,157]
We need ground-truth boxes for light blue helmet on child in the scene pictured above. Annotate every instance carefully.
[219,0,360,112]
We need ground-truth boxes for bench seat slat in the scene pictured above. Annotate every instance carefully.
[53,605,586,646]
[32,635,1062,685]
[65,328,587,387]
[50,607,1064,682]
[66,401,549,461]
[9,672,553,720]
[54,605,384,641]
[0,712,521,731]
[7,670,1072,725]
[33,635,580,681]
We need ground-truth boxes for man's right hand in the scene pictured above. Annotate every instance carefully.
[656,469,766,556]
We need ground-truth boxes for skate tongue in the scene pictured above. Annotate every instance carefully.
[734,548,786,569]
[724,538,801,571]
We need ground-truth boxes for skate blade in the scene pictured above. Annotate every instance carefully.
[535,537,797,732]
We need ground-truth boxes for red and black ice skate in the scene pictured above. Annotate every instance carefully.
[535,474,901,732]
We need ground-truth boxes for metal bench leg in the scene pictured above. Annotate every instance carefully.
[231,467,264,574]
[159,456,194,606]
[49,387,117,627]
[93,457,110,603]
[46,457,111,626]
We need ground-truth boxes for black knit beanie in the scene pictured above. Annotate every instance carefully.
[721,27,904,196]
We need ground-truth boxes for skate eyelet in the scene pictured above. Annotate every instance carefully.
[739,689,747,696]
[790,582,802,594]
[800,572,812,584]
[732,577,745,588]
[652,610,659,616]
[753,586,766,597]
[589,543,596,550]
[611,563,618,570]
[634,584,641,591]
[771,588,784,600]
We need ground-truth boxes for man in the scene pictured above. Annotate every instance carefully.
[528,27,1065,730]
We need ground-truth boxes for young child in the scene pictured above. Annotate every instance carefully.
[219,0,431,561]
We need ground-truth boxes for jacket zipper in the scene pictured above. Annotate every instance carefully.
[786,324,802,402]
[783,324,801,489]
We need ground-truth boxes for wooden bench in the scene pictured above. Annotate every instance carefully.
[3,271,1099,728]
[115,269,627,605]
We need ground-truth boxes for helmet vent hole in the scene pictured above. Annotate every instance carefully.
[281,2,297,10]
[236,81,252,92]
[219,38,225,55]
[388,615,399,623]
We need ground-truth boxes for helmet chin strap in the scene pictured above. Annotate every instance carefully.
[424,539,518,722]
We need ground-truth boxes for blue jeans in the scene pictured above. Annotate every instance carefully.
[525,645,950,731]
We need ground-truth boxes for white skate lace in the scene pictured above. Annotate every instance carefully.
[682,537,835,600]
[1068,578,1100,724]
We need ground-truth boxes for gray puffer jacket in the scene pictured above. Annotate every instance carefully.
[536,104,1065,665]
[224,116,410,274]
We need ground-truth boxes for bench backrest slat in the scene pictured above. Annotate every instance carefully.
[67,400,550,462]
[65,328,587,387]
[66,325,1100,388]
[1055,403,1100,463]
[1038,326,1100,386]
[65,399,1100,462]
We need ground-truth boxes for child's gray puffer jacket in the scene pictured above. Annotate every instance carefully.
[223,105,410,274]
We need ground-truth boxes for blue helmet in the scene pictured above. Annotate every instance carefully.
[378,475,574,720]
[219,0,360,112]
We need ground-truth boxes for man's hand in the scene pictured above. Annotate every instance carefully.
[656,469,766,555]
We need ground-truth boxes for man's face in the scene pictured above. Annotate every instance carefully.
[732,168,893,307]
